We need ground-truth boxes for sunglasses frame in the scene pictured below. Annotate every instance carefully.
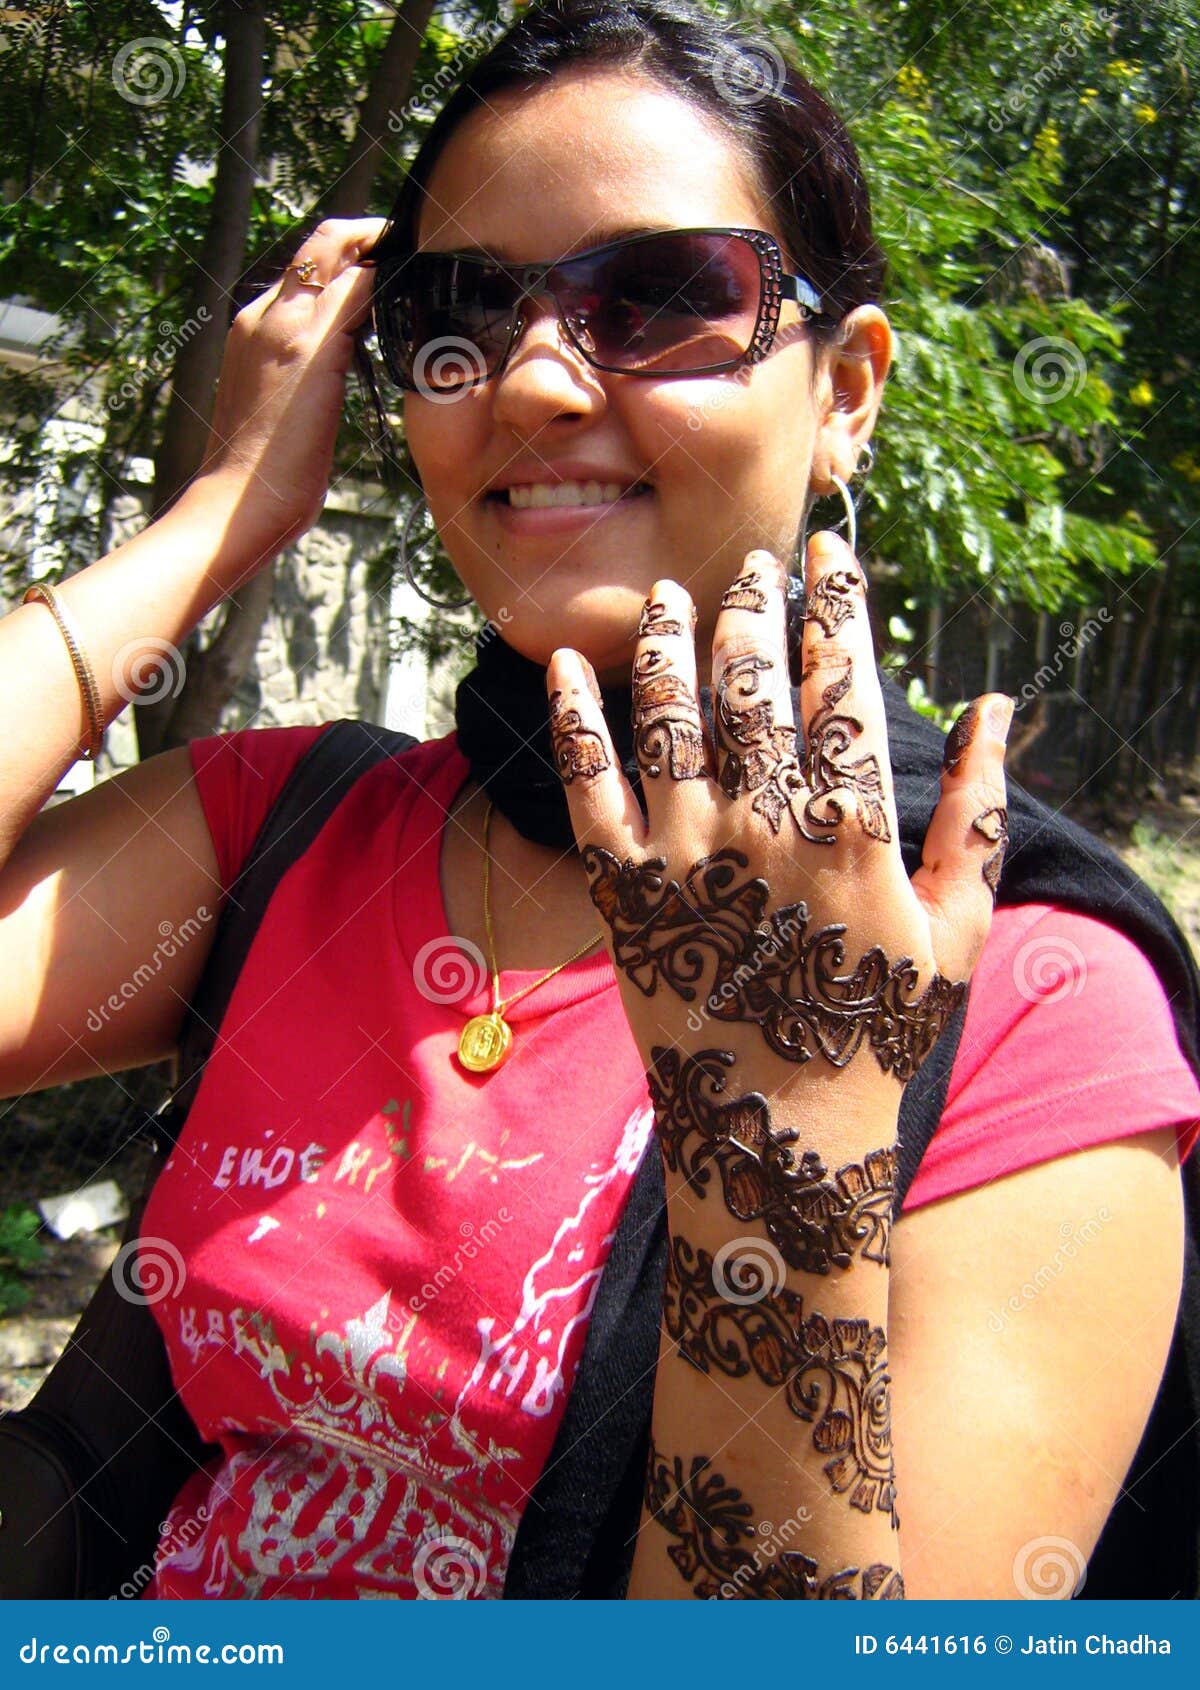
[371,225,830,393]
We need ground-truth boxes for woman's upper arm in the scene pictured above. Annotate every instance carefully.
[888,1126,1185,1598]
[0,745,223,1098]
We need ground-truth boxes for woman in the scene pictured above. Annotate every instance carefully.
[1,0,1197,1601]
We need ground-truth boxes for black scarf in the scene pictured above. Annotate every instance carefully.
[455,633,1200,1602]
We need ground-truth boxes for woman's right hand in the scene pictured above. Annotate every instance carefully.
[194,217,387,561]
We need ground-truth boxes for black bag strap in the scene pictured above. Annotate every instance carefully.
[147,717,418,1151]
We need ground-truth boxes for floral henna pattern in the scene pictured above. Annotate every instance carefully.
[971,805,1008,898]
[795,663,891,844]
[646,1045,896,1271]
[637,597,686,639]
[804,568,861,638]
[631,646,708,781]
[663,1235,898,1528]
[720,568,769,614]
[644,1441,905,1599]
[714,649,806,830]
[581,845,966,1081]
[548,686,610,783]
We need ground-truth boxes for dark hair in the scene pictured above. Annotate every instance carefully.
[368,0,885,336]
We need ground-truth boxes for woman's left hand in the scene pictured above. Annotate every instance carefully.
[544,528,1013,1102]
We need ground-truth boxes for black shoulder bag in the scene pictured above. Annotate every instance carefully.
[0,720,416,1598]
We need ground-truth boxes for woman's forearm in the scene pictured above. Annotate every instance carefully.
[627,1038,903,1599]
[0,472,283,869]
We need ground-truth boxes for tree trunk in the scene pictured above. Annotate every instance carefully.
[136,0,268,760]
[142,0,434,758]
[322,0,438,219]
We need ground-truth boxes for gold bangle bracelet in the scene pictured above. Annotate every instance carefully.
[21,582,106,761]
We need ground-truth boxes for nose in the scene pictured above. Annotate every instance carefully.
[490,289,604,417]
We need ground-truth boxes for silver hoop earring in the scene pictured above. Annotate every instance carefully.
[799,441,874,565]
[398,492,474,611]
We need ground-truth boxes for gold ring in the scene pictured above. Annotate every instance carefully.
[289,257,324,290]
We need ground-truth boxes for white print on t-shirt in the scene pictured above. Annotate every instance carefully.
[212,1139,327,1190]
[447,1096,656,1438]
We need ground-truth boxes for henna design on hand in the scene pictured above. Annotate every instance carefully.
[581,845,966,1080]
[663,1234,898,1527]
[549,686,610,783]
[971,805,1008,898]
[631,647,708,780]
[804,568,860,638]
[647,1045,896,1270]
[637,597,685,639]
[644,1440,904,1599]
[720,569,769,614]
[795,663,891,844]
[942,701,980,775]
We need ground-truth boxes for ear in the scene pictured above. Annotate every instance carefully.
[809,305,893,492]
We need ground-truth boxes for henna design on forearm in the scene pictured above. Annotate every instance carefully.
[663,1234,898,1527]
[942,700,980,775]
[637,597,685,639]
[581,844,966,1080]
[647,1045,896,1270]
[631,646,708,780]
[644,1440,904,1599]
[720,568,769,614]
[804,568,860,638]
[971,805,1008,898]
[548,686,610,783]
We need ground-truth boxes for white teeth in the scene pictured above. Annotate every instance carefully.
[506,479,637,509]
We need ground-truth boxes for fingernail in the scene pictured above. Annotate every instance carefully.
[986,696,1015,743]
[809,530,841,563]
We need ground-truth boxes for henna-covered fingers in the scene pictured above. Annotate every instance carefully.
[631,579,713,788]
[712,550,804,832]
[643,1440,905,1599]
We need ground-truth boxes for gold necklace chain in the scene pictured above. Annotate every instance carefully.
[455,796,606,1073]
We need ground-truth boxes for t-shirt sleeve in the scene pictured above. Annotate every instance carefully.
[187,721,335,904]
[905,901,1200,1211]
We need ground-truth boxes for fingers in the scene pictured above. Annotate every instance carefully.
[711,548,799,835]
[911,694,1014,977]
[243,218,388,332]
[546,648,647,855]
[795,529,898,850]
[632,580,715,813]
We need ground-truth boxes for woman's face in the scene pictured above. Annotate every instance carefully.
[404,66,890,686]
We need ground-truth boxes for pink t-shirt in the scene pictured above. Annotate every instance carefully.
[138,722,1200,1599]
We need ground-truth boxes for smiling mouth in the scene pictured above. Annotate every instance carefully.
[485,481,653,510]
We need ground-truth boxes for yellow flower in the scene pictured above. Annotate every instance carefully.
[896,62,929,105]
[1129,380,1155,407]
[1034,122,1061,158]
[1135,104,1158,124]
[1081,87,1099,106]
[1105,58,1139,79]
[1172,452,1200,484]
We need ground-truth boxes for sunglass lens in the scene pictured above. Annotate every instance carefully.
[570,232,761,372]
[379,254,517,390]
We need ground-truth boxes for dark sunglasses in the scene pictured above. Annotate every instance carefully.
[370,225,828,394]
